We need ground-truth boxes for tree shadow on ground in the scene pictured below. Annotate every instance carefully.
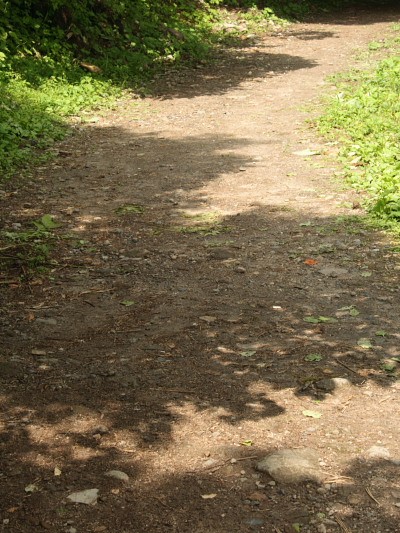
[151,49,317,100]
[1,122,399,530]
[306,2,400,26]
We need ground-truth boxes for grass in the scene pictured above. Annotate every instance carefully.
[174,211,232,236]
[0,214,60,277]
[0,67,121,177]
[318,27,400,233]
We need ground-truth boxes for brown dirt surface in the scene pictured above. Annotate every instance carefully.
[1,5,400,533]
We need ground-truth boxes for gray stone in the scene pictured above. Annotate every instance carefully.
[105,470,129,482]
[67,488,98,505]
[256,448,322,483]
[203,458,219,469]
[315,377,352,393]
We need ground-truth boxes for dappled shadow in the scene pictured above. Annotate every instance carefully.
[1,126,399,530]
[2,4,400,524]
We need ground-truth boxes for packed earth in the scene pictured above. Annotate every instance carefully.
[1,5,400,533]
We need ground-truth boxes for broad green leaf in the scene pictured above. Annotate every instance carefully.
[40,214,60,229]
[357,338,372,349]
[34,214,60,231]
[318,316,337,323]
[304,354,323,362]
[349,308,360,317]
[116,204,144,215]
[382,363,396,372]
[304,316,320,324]
[120,300,135,307]
[240,440,254,446]
[292,523,302,532]
[240,350,256,357]
[304,315,337,324]
[375,330,387,337]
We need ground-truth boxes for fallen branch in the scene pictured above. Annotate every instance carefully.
[208,455,259,473]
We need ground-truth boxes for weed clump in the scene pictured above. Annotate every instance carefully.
[318,31,400,231]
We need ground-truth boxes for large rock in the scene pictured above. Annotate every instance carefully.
[315,377,352,393]
[256,448,322,483]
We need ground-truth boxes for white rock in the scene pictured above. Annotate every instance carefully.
[367,446,390,459]
[67,488,99,505]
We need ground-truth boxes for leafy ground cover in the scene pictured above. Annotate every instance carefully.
[318,25,400,232]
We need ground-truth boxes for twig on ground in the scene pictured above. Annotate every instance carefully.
[157,388,193,394]
[154,496,169,508]
[340,396,354,412]
[365,487,381,505]
[194,455,259,474]
[378,395,392,404]
[333,357,359,376]
[232,455,259,462]
[209,455,259,473]
[324,475,352,483]
[79,288,114,295]
[336,517,352,533]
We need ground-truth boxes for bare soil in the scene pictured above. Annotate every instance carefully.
[1,6,400,533]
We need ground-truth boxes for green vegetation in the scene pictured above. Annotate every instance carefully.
[0,214,60,275]
[0,0,353,180]
[175,211,232,236]
[318,28,400,232]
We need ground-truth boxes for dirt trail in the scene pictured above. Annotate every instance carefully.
[1,6,400,533]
